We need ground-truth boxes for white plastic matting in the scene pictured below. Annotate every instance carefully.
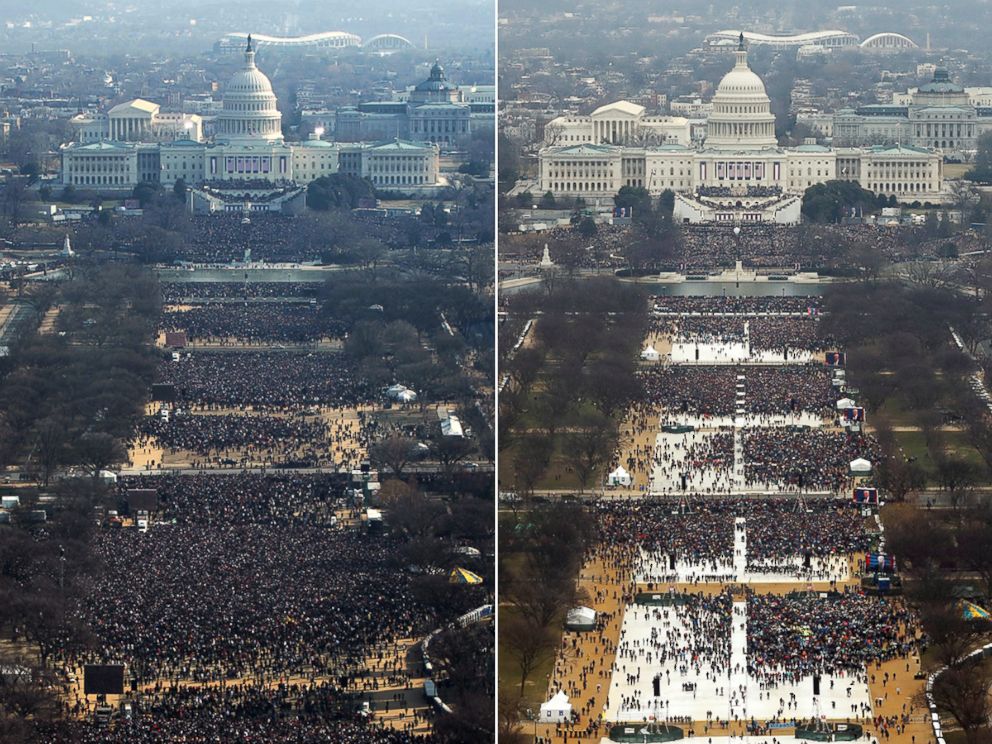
[670,340,814,365]
[603,736,878,744]
[604,601,872,723]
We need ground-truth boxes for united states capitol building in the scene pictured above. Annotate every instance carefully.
[58,37,440,200]
[537,37,946,224]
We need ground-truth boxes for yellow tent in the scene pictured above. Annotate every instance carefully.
[449,567,483,585]
[961,600,991,621]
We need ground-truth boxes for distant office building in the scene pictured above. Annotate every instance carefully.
[335,61,495,147]
[833,68,992,154]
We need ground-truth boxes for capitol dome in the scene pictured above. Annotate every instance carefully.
[704,34,778,150]
[216,35,283,143]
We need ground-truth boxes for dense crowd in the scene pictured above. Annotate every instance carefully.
[592,499,873,566]
[743,430,882,490]
[658,315,831,352]
[652,296,823,315]
[157,351,373,409]
[743,500,872,569]
[46,680,435,743]
[120,473,341,525]
[178,215,300,263]
[61,475,482,684]
[747,591,915,681]
[137,412,330,462]
[162,281,322,302]
[163,305,345,344]
[639,365,836,417]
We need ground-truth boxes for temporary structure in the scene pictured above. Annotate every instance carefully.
[386,384,417,402]
[640,346,661,361]
[849,458,872,474]
[449,567,483,585]
[539,691,572,722]
[961,600,991,621]
[607,466,632,487]
[441,416,464,437]
[565,606,597,631]
[835,397,855,410]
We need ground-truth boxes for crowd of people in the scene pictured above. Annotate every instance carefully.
[61,474,483,686]
[656,315,831,353]
[46,679,435,743]
[638,365,836,417]
[178,215,301,263]
[742,500,872,570]
[137,412,331,463]
[743,430,882,491]
[747,591,916,681]
[156,351,373,409]
[592,498,873,568]
[162,281,321,303]
[652,295,823,315]
[162,305,345,344]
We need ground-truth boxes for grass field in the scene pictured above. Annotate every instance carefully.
[892,428,991,481]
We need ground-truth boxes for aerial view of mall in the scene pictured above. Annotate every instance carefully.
[0,0,494,742]
[6,1,992,743]
[498,2,992,744]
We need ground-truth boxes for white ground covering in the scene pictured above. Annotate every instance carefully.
[658,413,823,430]
[670,340,814,365]
[605,600,872,723]
[651,430,736,495]
[633,518,851,585]
[603,736,877,744]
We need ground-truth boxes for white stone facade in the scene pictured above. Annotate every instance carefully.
[59,38,438,192]
[537,39,945,222]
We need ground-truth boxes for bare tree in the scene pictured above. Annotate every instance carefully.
[931,665,992,744]
[501,614,557,696]
[370,434,416,480]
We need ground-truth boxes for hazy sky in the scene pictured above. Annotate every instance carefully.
[0,0,495,55]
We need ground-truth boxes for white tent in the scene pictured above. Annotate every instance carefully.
[607,466,632,487]
[850,458,872,474]
[836,397,855,410]
[441,416,464,437]
[386,384,418,402]
[640,345,661,361]
[539,691,572,723]
[565,606,597,631]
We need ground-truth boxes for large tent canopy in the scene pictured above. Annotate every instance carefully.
[565,606,597,631]
[539,691,573,722]
[850,458,872,473]
[608,466,632,486]
[449,567,483,585]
